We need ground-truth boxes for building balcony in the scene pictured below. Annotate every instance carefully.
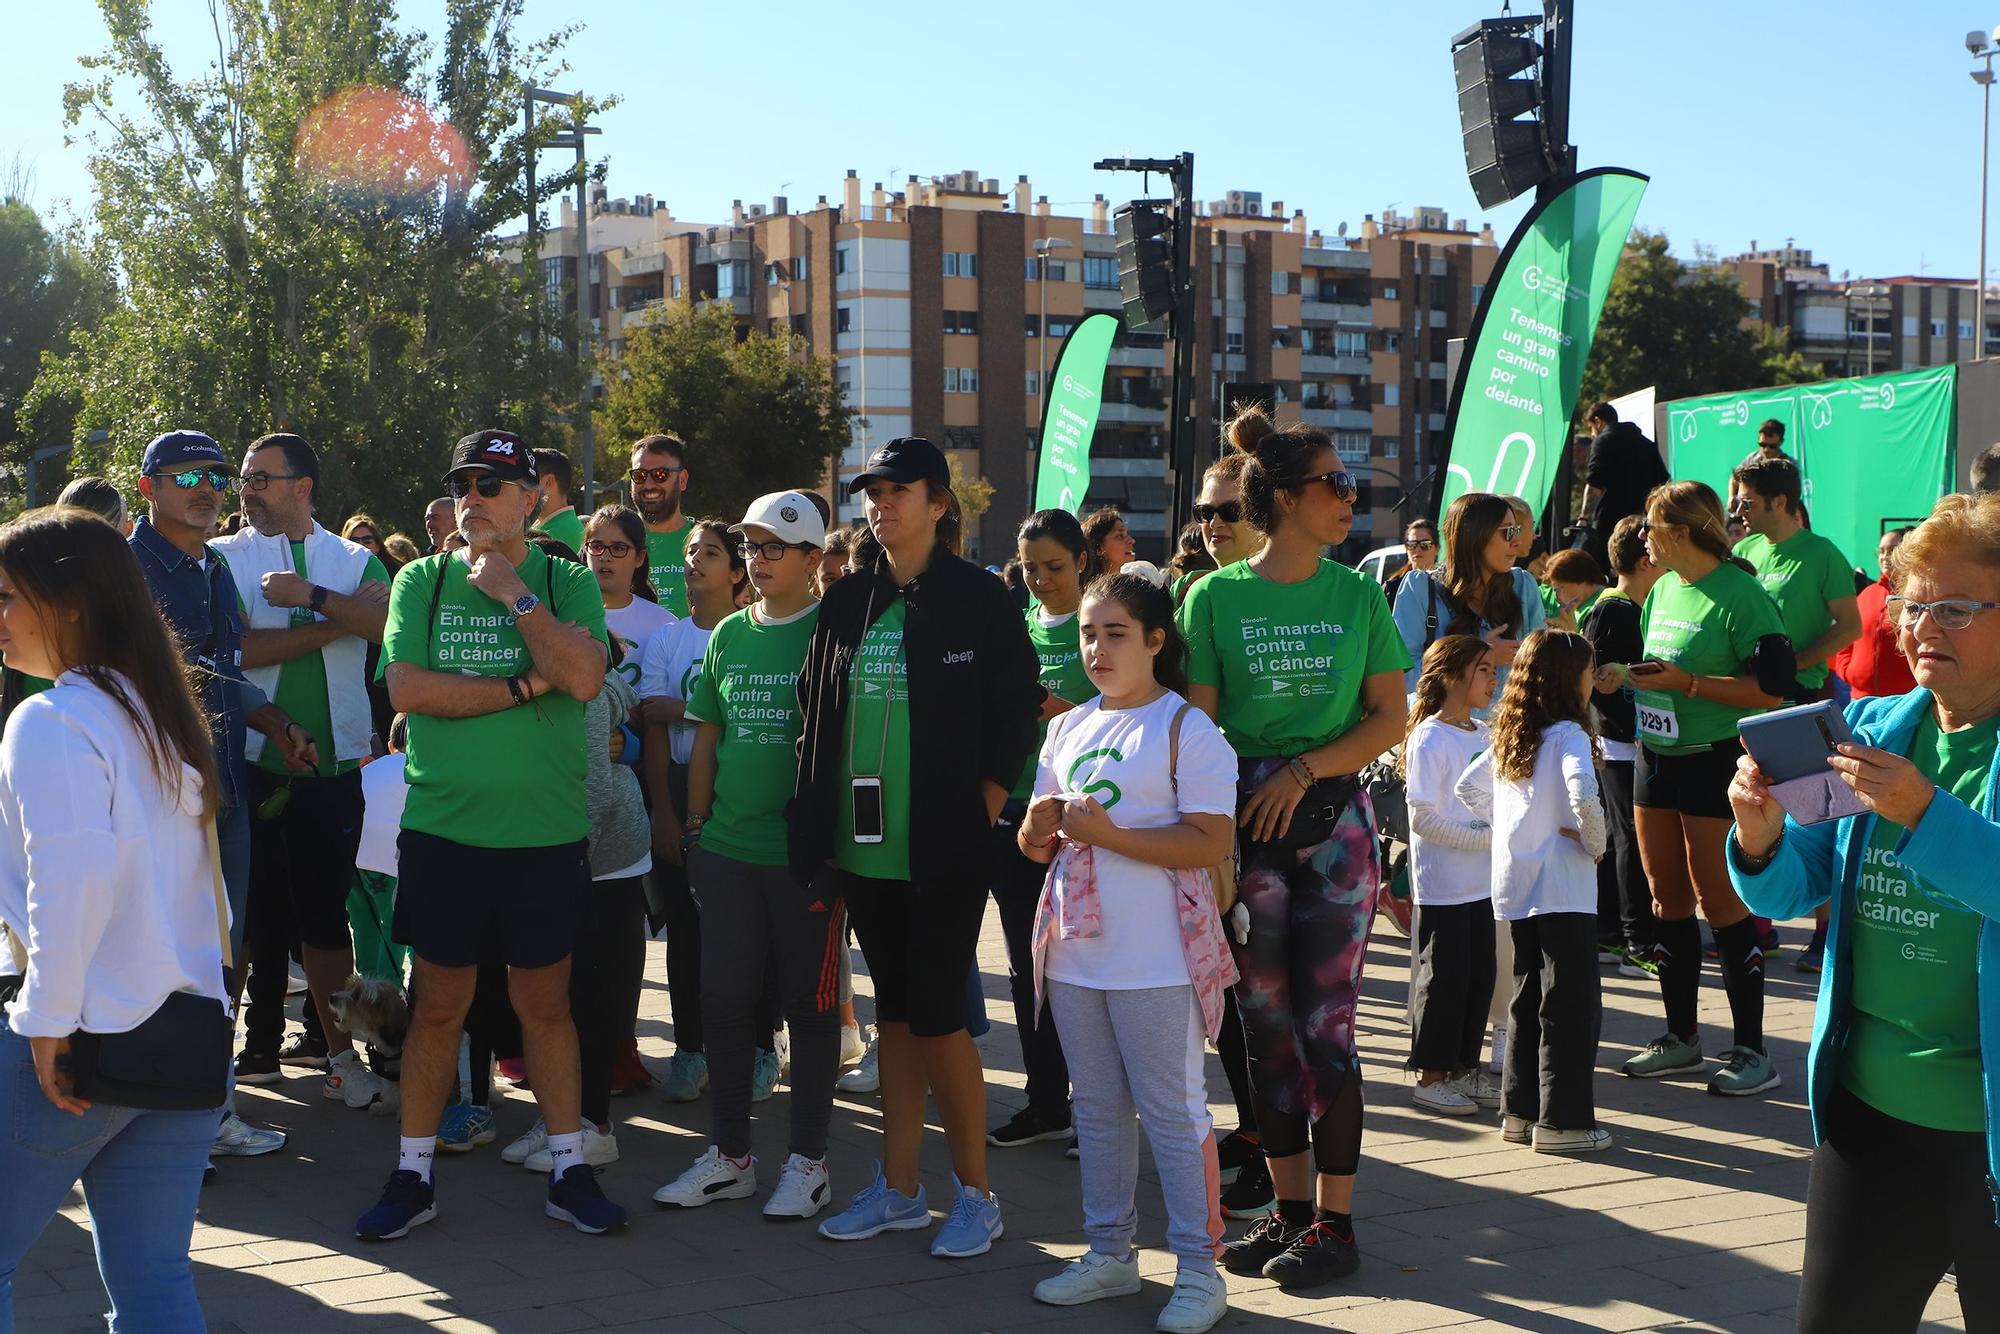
[695,237,750,266]
[1302,407,1372,431]
[697,293,752,317]
[1302,301,1372,324]
[1108,345,1167,368]
[619,252,665,276]
[1300,354,1371,376]
[1097,400,1168,425]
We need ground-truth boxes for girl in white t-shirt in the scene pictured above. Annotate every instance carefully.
[1401,635,1498,1119]
[1018,573,1239,1334]
[585,505,677,694]
[1456,630,1610,1154]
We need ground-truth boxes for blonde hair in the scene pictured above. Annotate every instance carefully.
[1645,481,1756,576]
[1487,629,1599,782]
[1399,635,1492,776]
[1891,491,2000,589]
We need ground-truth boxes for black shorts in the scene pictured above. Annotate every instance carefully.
[244,768,365,953]
[392,830,589,969]
[1634,738,1742,821]
[841,871,987,1038]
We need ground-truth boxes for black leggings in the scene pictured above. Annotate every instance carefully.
[1408,899,1497,1073]
[1215,987,1259,1133]
[1797,1082,2000,1332]
[1257,1069,1363,1176]
[571,876,647,1128]
[990,811,1069,1122]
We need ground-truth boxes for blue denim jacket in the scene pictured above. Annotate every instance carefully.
[1728,688,2000,1224]
[129,517,250,813]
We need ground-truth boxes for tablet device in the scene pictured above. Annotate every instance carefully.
[1737,700,1865,825]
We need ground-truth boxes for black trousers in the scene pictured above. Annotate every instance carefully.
[1502,913,1601,1130]
[990,809,1070,1122]
[658,763,774,1053]
[1599,759,1651,956]
[1797,1083,2000,1333]
[1407,899,1496,1073]
[571,875,648,1128]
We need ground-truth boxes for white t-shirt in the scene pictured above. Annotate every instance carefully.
[604,595,677,693]
[355,753,408,878]
[1455,720,1606,921]
[1403,716,1492,907]
[638,618,713,767]
[1035,691,1238,991]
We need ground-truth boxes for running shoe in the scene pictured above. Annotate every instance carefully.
[654,1144,757,1209]
[1221,1215,1296,1276]
[839,1023,869,1067]
[817,1163,930,1241]
[1533,1125,1613,1154]
[751,1048,782,1103]
[1617,958,1655,980]
[1620,1033,1703,1078]
[930,1177,1003,1258]
[836,1037,879,1094]
[659,1050,708,1103]
[1032,1249,1142,1306]
[322,1049,367,1100]
[1263,1219,1359,1289]
[1215,1130,1260,1187]
[497,1056,530,1087]
[501,1119,548,1166]
[1756,918,1782,954]
[212,1113,287,1157]
[1795,941,1825,974]
[1155,1269,1228,1333]
[987,1106,1072,1147]
[356,1170,435,1241]
[546,1164,627,1234]
[233,1048,282,1086]
[436,1102,496,1153]
[339,1062,398,1116]
[1412,1080,1479,1117]
[1219,1154,1275,1219]
[1708,1046,1781,1097]
[610,1039,654,1095]
[763,1153,833,1219]
[524,1119,618,1173]
[278,1030,329,1068]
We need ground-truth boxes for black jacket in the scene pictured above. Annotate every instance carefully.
[1584,421,1668,532]
[788,545,1042,888]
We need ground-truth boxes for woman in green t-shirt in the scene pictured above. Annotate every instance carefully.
[1182,406,1412,1292]
[1173,451,1267,610]
[1619,481,1793,1097]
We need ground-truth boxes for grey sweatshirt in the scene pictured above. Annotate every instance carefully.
[584,668,651,877]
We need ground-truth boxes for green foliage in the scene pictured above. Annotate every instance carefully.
[0,193,112,495]
[593,299,854,524]
[27,0,606,535]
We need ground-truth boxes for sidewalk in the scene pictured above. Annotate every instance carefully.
[11,916,1968,1333]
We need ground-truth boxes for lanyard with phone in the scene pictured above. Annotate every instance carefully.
[848,580,900,844]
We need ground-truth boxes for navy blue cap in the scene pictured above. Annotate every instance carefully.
[846,436,949,494]
[141,430,227,476]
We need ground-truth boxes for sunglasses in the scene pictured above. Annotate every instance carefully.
[739,539,811,561]
[629,466,683,485]
[1885,596,2000,632]
[1300,471,1358,502]
[1405,538,1437,551]
[446,474,512,500]
[1499,523,1524,541]
[155,467,233,493]
[350,532,378,546]
[584,539,634,559]
[1192,500,1243,524]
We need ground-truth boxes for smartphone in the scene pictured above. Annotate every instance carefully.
[1737,700,1865,825]
[1627,659,1666,677]
[850,778,885,843]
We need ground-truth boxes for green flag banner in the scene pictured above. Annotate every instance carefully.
[1034,312,1120,514]
[1438,168,1650,524]
[1665,366,1956,579]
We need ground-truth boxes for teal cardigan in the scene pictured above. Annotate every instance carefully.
[1727,688,2000,1226]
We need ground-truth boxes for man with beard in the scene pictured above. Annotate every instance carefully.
[357,429,624,1241]
[216,432,393,1105]
[629,433,693,617]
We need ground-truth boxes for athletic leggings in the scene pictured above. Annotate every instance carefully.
[1797,1082,2000,1332]
[659,764,776,1054]
[571,875,647,1129]
[991,808,1070,1123]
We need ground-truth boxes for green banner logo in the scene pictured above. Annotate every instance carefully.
[1439,169,1649,524]
[1034,313,1120,514]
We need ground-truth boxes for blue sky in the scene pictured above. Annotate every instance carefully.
[7,2,1988,282]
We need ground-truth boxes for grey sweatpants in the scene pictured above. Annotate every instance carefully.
[1047,980,1224,1274]
[688,846,846,1161]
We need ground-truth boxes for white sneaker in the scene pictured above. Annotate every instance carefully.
[1412,1080,1479,1117]
[322,1049,365,1101]
[653,1144,757,1208]
[1533,1125,1613,1154]
[1155,1269,1227,1334]
[1450,1068,1502,1110]
[762,1152,832,1219]
[836,1033,880,1093]
[211,1113,287,1157]
[839,1023,868,1067]
[1033,1249,1142,1306]
[524,1120,619,1173]
[500,1119,548,1166]
[336,1059,396,1114]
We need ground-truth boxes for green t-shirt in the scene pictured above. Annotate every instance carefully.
[683,602,818,867]
[17,674,51,696]
[256,542,392,777]
[1171,569,1206,607]
[645,517,693,619]
[1733,528,1852,692]
[1842,712,1995,1132]
[1012,608,1099,799]
[1538,581,1562,620]
[834,600,911,880]
[536,506,585,554]
[1635,563,1785,753]
[381,547,608,848]
[1179,559,1413,758]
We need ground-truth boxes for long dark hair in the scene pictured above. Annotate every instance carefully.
[1399,634,1492,776]
[689,518,751,602]
[588,504,659,603]
[1441,492,1524,637]
[1081,507,1125,571]
[1082,571,1189,697]
[0,507,220,817]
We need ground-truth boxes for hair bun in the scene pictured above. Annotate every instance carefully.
[1224,403,1275,454]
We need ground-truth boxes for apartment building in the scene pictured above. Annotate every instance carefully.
[511,177,1498,561]
[1730,241,1997,377]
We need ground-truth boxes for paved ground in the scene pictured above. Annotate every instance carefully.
[12,914,1971,1333]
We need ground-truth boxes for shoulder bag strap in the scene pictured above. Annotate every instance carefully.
[1426,575,1438,644]
[1168,701,1193,798]
[205,818,234,973]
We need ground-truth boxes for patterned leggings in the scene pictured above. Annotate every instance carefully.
[1232,759,1379,1174]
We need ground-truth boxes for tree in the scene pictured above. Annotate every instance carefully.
[27,0,605,534]
[593,299,854,525]
[948,453,995,542]
[0,186,111,497]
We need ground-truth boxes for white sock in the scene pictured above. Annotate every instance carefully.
[546,1129,584,1179]
[399,1135,435,1184]
[1490,1024,1509,1074]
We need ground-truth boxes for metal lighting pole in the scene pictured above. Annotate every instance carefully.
[1033,236,1072,442]
[1972,30,1997,360]
[528,87,602,505]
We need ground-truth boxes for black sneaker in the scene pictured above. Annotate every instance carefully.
[279,1031,329,1069]
[546,1164,628,1235]
[1216,1130,1260,1186]
[1064,1135,1079,1160]
[1220,1153,1275,1219]
[356,1170,436,1241]
[233,1049,282,1086]
[986,1107,1072,1148]
[1263,1220,1360,1290]
[1222,1215,1296,1276]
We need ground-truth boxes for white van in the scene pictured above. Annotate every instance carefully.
[1356,543,1406,587]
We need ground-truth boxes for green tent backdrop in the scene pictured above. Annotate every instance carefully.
[1664,366,1957,579]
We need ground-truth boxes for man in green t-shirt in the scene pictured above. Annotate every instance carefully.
[629,432,693,617]
[359,429,625,1243]
[531,448,585,553]
[1732,454,1859,699]
[215,431,391,1098]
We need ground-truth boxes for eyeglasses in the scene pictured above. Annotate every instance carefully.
[629,466,683,485]
[1300,471,1358,502]
[584,539,634,559]
[446,474,511,500]
[1499,523,1524,541]
[1886,596,2000,631]
[1405,538,1437,551]
[155,467,233,493]
[1192,500,1243,524]
[739,539,811,561]
[237,470,302,493]
[349,532,378,546]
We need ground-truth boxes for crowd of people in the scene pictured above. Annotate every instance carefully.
[1,403,1996,1334]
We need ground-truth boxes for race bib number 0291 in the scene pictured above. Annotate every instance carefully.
[1636,699,1680,742]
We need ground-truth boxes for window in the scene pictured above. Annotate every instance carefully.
[1224,331,1244,354]
[942,310,980,336]
[1044,261,1067,283]
[1334,431,1370,464]
[1383,437,1400,460]
[767,263,782,287]
[943,252,958,277]
[1047,317,1079,339]
[1470,284,1485,306]
[1931,319,1947,338]
[1382,284,1399,300]
[1382,383,1401,406]
[1961,320,1977,339]
[1383,332,1400,352]
[1334,330,1369,358]
[1025,257,1039,281]
[1902,317,1918,338]
[946,251,976,277]
[1025,372,1039,397]
[835,246,850,275]
[1272,270,1291,296]
[1083,256,1119,289]
[1024,314,1040,338]
[670,274,683,299]
[715,259,749,297]
[836,305,852,334]
[945,367,979,393]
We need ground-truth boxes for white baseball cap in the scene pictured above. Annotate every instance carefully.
[729,490,828,550]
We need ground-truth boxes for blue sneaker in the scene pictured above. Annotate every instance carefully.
[817,1162,930,1241]
[436,1102,496,1153]
[356,1170,436,1241]
[546,1164,628,1235]
[931,1176,1003,1258]
[751,1048,782,1103]
[659,1051,708,1103]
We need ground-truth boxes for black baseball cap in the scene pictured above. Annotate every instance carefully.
[444,429,538,485]
[846,436,949,494]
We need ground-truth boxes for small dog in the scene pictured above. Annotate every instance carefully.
[327,974,410,1116]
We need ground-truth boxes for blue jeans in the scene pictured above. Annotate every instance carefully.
[0,1029,215,1333]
